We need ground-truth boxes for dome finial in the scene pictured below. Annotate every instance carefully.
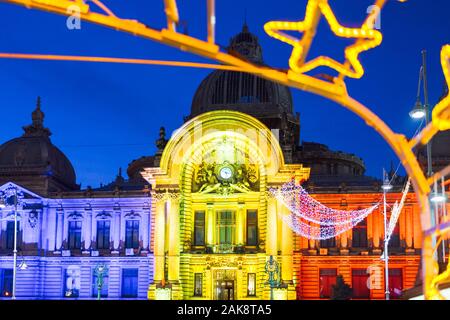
[32,96,44,127]
[243,9,248,32]
[22,97,51,137]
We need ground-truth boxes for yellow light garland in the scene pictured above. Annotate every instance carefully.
[432,45,450,131]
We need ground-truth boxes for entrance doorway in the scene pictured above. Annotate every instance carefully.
[216,280,235,300]
[213,269,236,300]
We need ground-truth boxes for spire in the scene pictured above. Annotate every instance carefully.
[23,97,52,137]
[243,9,248,32]
[156,126,168,152]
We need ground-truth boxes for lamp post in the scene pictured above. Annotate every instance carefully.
[381,169,393,300]
[265,255,281,300]
[0,186,23,300]
[409,50,448,271]
[94,263,108,300]
[409,50,433,177]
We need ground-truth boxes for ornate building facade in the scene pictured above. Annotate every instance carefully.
[0,107,153,299]
[0,25,448,300]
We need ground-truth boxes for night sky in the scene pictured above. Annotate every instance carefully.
[0,0,449,188]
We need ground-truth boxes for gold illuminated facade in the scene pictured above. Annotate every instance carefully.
[144,111,309,300]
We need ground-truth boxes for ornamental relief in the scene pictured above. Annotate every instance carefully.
[192,161,260,195]
[206,256,243,270]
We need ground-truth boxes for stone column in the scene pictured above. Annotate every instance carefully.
[373,209,380,248]
[83,207,92,251]
[112,206,121,252]
[405,207,413,249]
[280,205,293,282]
[206,204,215,247]
[142,206,151,252]
[168,196,180,282]
[341,230,348,248]
[55,207,64,251]
[236,203,245,246]
[154,199,166,282]
[266,196,278,256]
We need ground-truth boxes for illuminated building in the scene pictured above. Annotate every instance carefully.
[0,26,448,300]
[141,25,443,300]
[0,105,153,299]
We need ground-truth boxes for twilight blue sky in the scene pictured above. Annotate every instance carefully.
[0,0,449,188]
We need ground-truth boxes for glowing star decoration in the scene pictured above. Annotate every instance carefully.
[432,45,450,131]
[264,0,383,79]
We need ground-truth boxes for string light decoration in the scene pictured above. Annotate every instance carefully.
[270,181,379,239]
[386,178,411,241]
[264,0,383,79]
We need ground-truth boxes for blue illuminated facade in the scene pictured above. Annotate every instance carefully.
[0,182,153,299]
[0,102,154,299]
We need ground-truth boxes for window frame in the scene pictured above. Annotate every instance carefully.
[68,220,82,250]
[125,220,140,249]
[193,273,203,297]
[96,220,111,250]
[352,219,368,248]
[121,268,139,298]
[0,269,13,297]
[247,273,257,297]
[193,211,206,247]
[351,269,370,299]
[319,268,337,299]
[246,210,258,247]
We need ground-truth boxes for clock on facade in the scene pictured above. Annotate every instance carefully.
[219,166,233,181]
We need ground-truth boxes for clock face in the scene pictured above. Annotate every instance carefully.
[219,167,233,180]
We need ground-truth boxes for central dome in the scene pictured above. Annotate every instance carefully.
[189,25,296,123]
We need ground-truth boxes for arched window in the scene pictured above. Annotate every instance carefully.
[352,219,368,248]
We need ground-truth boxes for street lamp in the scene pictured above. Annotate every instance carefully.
[381,169,392,300]
[265,255,281,300]
[409,50,433,178]
[94,263,108,300]
[409,98,426,119]
[0,185,24,300]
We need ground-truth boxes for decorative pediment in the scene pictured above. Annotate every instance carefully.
[0,182,43,209]
[124,210,141,219]
[96,211,112,220]
[191,137,260,196]
[67,211,84,220]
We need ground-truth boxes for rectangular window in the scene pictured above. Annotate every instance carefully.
[246,210,258,246]
[389,223,401,248]
[388,268,403,299]
[319,269,337,298]
[194,273,203,296]
[125,220,140,249]
[121,268,139,298]
[68,221,82,250]
[64,267,81,298]
[0,269,13,297]
[320,236,336,248]
[247,273,256,296]
[96,220,111,250]
[352,269,370,299]
[194,211,205,246]
[217,211,235,246]
[92,270,109,298]
[352,219,368,248]
[6,221,20,250]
